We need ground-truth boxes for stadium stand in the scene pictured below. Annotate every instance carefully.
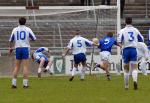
[0,1,149,55]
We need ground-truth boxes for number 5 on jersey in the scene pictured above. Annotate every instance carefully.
[77,40,82,47]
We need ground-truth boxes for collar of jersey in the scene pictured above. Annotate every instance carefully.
[126,25,133,27]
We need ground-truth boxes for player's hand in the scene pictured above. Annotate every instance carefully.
[9,47,13,55]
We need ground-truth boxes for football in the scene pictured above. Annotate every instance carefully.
[92,38,99,44]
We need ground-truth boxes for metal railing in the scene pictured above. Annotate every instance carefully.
[145,0,148,18]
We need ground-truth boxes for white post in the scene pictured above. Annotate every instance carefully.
[117,0,121,72]
[31,0,37,27]
[57,23,63,53]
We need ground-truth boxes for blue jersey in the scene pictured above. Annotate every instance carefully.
[98,36,117,52]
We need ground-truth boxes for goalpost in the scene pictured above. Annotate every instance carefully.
[0,2,121,75]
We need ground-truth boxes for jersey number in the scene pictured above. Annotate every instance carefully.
[104,39,110,45]
[17,31,26,40]
[77,40,82,47]
[128,32,134,41]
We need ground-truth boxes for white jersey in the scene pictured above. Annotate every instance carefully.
[137,42,149,59]
[67,35,93,55]
[9,25,36,48]
[118,25,144,49]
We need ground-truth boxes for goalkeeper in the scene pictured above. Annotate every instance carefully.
[32,47,53,78]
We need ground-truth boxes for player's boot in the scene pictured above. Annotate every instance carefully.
[23,85,29,89]
[43,69,48,73]
[125,84,129,90]
[133,81,138,90]
[11,85,17,89]
[38,73,41,78]
[107,75,111,81]
[69,76,74,81]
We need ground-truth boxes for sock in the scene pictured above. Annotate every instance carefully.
[12,78,17,86]
[132,70,138,82]
[124,72,129,88]
[46,66,50,70]
[140,61,147,75]
[71,67,76,76]
[96,64,100,68]
[38,68,42,73]
[23,79,28,87]
[81,67,86,79]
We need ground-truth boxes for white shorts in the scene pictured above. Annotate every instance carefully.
[100,51,111,62]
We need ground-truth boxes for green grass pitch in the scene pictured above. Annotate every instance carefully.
[0,74,150,103]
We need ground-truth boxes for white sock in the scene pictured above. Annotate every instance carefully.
[140,61,147,75]
[12,78,17,86]
[38,68,42,73]
[71,67,76,76]
[46,66,53,73]
[46,66,50,70]
[124,72,129,88]
[23,79,28,87]
[132,70,138,82]
[81,67,86,79]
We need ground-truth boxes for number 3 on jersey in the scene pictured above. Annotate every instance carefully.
[77,40,82,47]
[128,32,134,41]
[17,31,26,40]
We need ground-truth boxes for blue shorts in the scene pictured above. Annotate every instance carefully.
[16,47,29,60]
[35,54,49,68]
[74,53,86,64]
[122,47,137,64]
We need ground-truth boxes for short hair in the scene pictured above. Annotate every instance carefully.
[107,32,113,37]
[19,17,26,25]
[125,17,132,24]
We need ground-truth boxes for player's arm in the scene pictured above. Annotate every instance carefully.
[62,40,72,57]
[143,44,149,60]
[29,28,36,41]
[117,31,124,48]
[136,29,144,42]
[8,31,15,55]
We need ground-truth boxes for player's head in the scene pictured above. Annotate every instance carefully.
[19,17,26,25]
[125,17,132,25]
[75,29,80,35]
[107,32,113,37]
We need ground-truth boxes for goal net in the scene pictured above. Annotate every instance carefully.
[0,5,120,76]
[0,5,119,53]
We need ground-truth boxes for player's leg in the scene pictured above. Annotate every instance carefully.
[103,60,111,80]
[12,48,22,88]
[38,57,45,78]
[45,58,53,74]
[22,59,29,88]
[130,48,138,90]
[69,63,78,81]
[81,60,87,81]
[21,47,30,88]
[122,48,130,90]
[139,58,147,76]
[123,64,130,90]
[78,53,87,81]
[69,54,80,81]
[12,60,21,88]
